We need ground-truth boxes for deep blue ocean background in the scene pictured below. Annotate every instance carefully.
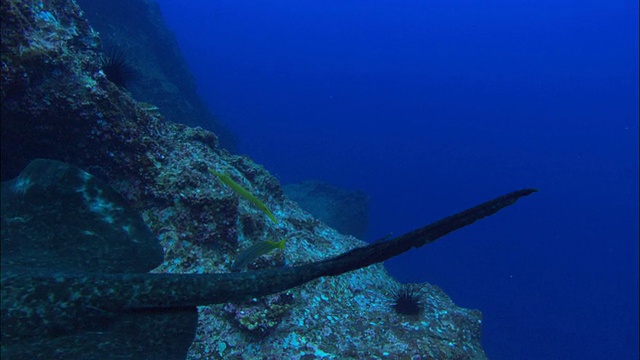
[155,1,638,358]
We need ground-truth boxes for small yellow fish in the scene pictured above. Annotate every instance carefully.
[231,238,287,271]
[208,169,278,224]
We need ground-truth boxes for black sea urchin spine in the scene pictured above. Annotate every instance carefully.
[99,48,138,89]
[390,283,425,317]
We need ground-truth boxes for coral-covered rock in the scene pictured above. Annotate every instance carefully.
[1,1,488,359]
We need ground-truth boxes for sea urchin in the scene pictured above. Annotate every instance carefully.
[390,283,425,317]
[99,48,138,89]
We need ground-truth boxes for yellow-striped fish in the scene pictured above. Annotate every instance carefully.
[208,169,278,224]
[231,238,287,271]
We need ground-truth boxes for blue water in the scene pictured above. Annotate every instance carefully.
[155,1,638,358]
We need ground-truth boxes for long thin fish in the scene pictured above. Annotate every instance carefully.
[209,169,278,224]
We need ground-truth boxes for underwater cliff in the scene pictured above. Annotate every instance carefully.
[0,1,535,358]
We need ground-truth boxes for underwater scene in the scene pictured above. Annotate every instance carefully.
[0,0,637,359]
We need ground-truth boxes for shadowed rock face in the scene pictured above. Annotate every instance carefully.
[284,180,370,239]
[1,159,535,359]
[1,159,197,359]
[75,0,237,150]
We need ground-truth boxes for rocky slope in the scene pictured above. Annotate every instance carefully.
[0,0,488,358]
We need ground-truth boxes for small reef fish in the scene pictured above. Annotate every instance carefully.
[231,238,287,271]
[136,101,162,118]
[208,169,278,224]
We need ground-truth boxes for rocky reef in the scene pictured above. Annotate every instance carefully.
[74,0,237,150]
[284,180,370,240]
[1,0,495,358]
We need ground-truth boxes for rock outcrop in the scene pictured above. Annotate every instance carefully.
[284,180,370,240]
[0,1,506,358]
